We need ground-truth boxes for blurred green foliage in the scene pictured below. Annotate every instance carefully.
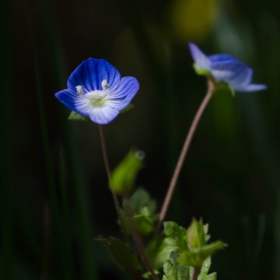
[2,0,280,279]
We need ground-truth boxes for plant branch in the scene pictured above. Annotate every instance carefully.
[98,125,129,245]
[123,197,159,280]
[156,78,215,234]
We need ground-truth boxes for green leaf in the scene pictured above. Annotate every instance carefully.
[146,235,175,270]
[120,103,135,114]
[189,258,213,280]
[198,257,211,279]
[121,213,155,236]
[119,189,157,237]
[95,237,143,278]
[178,241,226,268]
[163,252,190,280]
[205,273,217,280]
[133,215,155,236]
[110,149,144,195]
[164,222,188,253]
[130,188,157,224]
[68,111,88,121]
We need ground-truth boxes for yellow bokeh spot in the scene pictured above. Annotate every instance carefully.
[169,0,219,42]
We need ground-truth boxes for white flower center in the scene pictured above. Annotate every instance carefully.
[90,95,106,106]
[76,80,110,107]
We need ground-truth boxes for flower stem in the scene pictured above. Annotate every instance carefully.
[192,267,201,280]
[123,197,159,280]
[156,78,215,234]
[98,125,129,245]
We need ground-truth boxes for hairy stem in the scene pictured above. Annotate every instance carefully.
[98,125,129,244]
[123,197,159,280]
[156,78,215,234]
[192,267,201,280]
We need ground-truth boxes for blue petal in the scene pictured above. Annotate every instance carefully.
[210,61,252,88]
[89,107,119,125]
[55,89,92,116]
[235,83,267,92]
[67,58,121,93]
[106,77,139,110]
[208,54,239,63]
[189,42,211,69]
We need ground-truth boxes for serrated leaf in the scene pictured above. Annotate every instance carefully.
[189,258,212,280]
[178,241,226,268]
[163,252,190,280]
[164,222,188,253]
[146,235,175,269]
[68,111,88,121]
[110,149,144,195]
[95,237,143,278]
[133,215,155,236]
[198,257,211,279]
[204,273,217,280]
[130,188,157,224]
[120,103,135,114]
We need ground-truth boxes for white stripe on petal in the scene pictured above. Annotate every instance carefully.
[106,77,139,110]
[89,106,119,124]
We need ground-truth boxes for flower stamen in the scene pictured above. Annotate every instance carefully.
[76,85,84,95]
[102,80,110,90]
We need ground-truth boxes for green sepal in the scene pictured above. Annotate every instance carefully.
[110,149,144,195]
[164,222,188,253]
[203,224,211,243]
[95,237,143,278]
[120,103,135,114]
[68,111,89,121]
[177,241,226,268]
[193,63,236,96]
[193,63,213,78]
[162,252,190,280]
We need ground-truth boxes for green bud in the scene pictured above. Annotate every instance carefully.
[187,219,205,249]
[110,149,144,195]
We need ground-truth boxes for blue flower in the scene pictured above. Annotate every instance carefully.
[189,42,267,92]
[55,58,139,124]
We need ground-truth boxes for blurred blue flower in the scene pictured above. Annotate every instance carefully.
[189,42,267,92]
[55,58,139,124]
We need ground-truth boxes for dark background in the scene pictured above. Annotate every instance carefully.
[1,0,280,279]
